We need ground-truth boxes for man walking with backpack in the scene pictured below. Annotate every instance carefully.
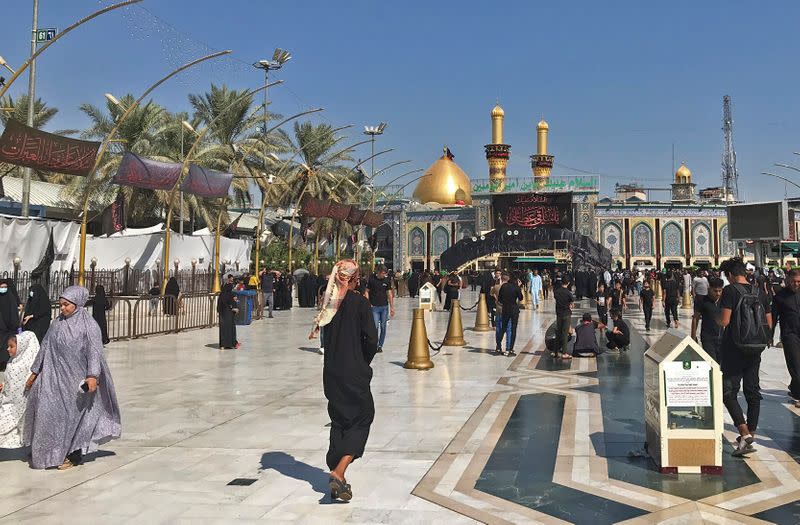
[718,258,773,457]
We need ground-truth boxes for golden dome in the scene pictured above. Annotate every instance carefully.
[491,104,505,118]
[537,118,549,130]
[413,150,473,206]
[675,162,692,181]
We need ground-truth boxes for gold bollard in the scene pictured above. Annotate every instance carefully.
[681,290,692,309]
[405,308,434,370]
[524,288,533,309]
[653,279,661,298]
[474,293,493,332]
[443,299,466,346]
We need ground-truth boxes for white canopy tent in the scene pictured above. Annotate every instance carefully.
[84,231,253,270]
[0,215,252,272]
[0,214,80,272]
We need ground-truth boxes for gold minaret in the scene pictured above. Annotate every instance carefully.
[531,117,554,188]
[485,104,510,192]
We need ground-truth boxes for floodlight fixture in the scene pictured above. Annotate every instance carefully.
[253,48,292,72]
[363,122,387,136]
[104,93,122,107]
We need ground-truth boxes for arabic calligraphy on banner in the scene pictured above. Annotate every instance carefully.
[112,152,181,190]
[472,175,599,194]
[181,164,233,198]
[491,192,573,230]
[0,119,101,176]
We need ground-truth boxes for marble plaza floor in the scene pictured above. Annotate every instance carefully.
[1,290,800,524]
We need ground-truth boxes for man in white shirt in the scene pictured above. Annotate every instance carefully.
[692,270,709,300]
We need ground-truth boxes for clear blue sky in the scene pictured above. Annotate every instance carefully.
[3,0,800,200]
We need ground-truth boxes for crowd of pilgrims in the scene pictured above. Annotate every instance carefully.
[0,256,796,477]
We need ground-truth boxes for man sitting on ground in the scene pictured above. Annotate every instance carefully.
[573,312,606,357]
[606,308,630,351]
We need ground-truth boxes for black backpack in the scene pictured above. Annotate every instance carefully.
[729,283,770,355]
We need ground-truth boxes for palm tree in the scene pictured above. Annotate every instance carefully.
[273,121,357,207]
[0,94,59,129]
[188,84,285,209]
[264,121,362,267]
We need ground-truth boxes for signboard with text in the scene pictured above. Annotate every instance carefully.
[35,28,57,42]
[472,176,599,194]
[491,192,573,230]
[664,361,712,407]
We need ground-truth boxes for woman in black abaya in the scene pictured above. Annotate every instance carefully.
[309,259,378,502]
[86,284,111,345]
[22,283,51,343]
[217,283,239,349]
[0,280,21,370]
[164,277,180,316]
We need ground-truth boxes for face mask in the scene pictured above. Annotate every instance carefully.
[0,288,7,294]
[30,291,35,297]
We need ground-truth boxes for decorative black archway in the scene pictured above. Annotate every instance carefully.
[439,226,612,271]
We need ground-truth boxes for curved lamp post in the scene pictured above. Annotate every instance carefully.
[77,50,231,287]
[0,1,142,98]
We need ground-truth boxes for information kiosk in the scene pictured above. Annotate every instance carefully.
[418,282,437,311]
[643,331,723,474]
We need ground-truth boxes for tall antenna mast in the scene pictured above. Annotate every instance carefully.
[722,95,739,201]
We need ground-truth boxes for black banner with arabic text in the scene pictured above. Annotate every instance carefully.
[0,118,100,176]
[181,164,233,198]
[112,152,181,190]
[491,192,573,230]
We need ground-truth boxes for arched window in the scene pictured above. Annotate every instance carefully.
[632,222,653,256]
[719,224,735,256]
[662,222,683,256]
[408,227,425,257]
[601,222,623,256]
[692,223,711,256]
[432,226,450,256]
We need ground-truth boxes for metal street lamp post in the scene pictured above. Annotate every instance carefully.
[362,123,386,270]
[252,48,291,287]
[21,0,40,217]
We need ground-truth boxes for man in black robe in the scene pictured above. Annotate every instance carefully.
[317,263,378,502]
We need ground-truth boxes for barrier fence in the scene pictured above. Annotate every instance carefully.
[1,266,224,298]
[44,292,219,341]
